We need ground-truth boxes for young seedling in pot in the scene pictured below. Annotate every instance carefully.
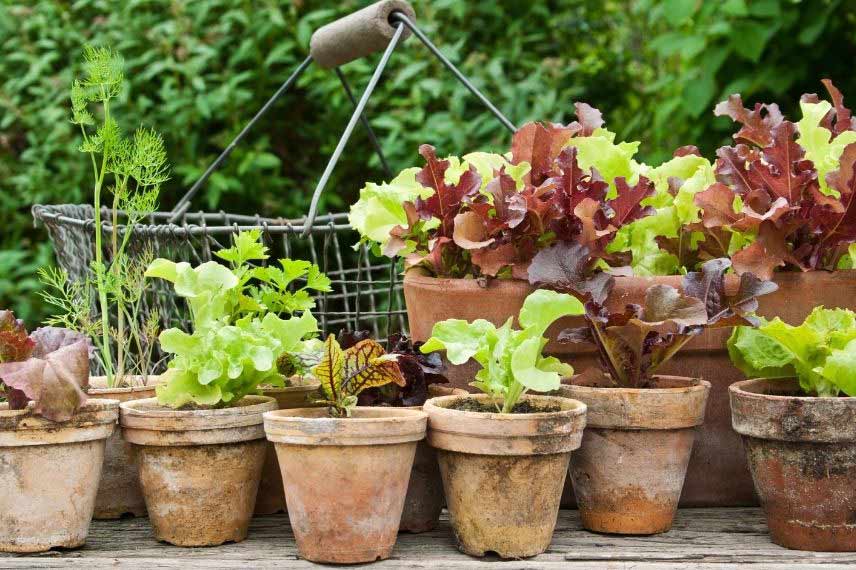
[421,289,585,413]
[555,257,776,535]
[0,313,120,553]
[728,306,856,551]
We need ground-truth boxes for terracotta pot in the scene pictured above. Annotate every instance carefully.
[87,375,159,519]
[120,395,277,546]
[264,406,427,564]
[560,376,710,535]
[255,381,321,515]
[397,384,468,534]
[405,269,856,507]
[0,399,119,553]
[731,378,856,551]
[424,394,586,558]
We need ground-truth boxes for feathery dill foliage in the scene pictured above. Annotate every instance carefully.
[40,45,170,387]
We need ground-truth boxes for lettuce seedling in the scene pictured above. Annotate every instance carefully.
[729,306,856,397]
[145,231,327,408]
[0,311,91,421]
[312,335,406,417]
[558,258,777,388]
[420,289,584,412]
[337,331,448,407]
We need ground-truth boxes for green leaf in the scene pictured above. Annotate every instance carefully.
[518,289,585,339]
[797,100,856,196]
[731,21,780,62]
[420,319,497,365]
[820,339,856,396]
[156,368,222,408]
[216,230,269,266]
[661,0,698,26]
[511,336,563,392]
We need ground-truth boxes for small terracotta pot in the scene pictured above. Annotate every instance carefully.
[87,375,159,519]
[264,406,427,564]
[255,381,321,515]
[424,394,586,558]
[560,376,710,535]
[120,395,277,547]
[398,384,469,534]
[0,399,119,553]
[731,378,856,551]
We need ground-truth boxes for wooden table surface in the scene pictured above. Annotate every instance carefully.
[2,508,855,569]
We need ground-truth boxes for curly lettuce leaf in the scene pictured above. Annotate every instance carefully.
[564,127,643,198]
[798,101,856,197]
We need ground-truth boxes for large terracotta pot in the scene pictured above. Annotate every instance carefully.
[560,377,709,534]
[0,399,119,553]
[120,395,277,546]
[255,381,321,515]
[398,384,468,534]
[731,378,856,551]
[404,269,856,506]
[264,407,427,564]
[87,375,159,519]
[424,394,586,559]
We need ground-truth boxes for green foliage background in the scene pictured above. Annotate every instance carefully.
[1,0,854,324]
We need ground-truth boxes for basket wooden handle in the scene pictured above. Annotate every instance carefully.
[309,0,415,69]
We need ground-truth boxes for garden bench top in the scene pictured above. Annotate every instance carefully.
[3,508,854,568]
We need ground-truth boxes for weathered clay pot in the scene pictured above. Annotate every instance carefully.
[731,378,856,551]
[264,407,427,564]
[255,381,321,515]
[0,399,119,553]
[405,269,856,507]
[398,384,468,534]
[560,376,709,534]
[120,395,277,546]
[424,394,586,558]
[87,375,158,519]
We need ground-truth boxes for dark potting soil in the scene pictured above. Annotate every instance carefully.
[447,398,561,414]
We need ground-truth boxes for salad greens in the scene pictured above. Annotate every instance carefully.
[728,306,856,397]
[420,289,584,412]
[144,231,327,408]
[0,312,91,422]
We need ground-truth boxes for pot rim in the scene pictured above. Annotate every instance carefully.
[563,375,710,395]
[730,377,856,442]
[120,395,278,446]
[0,399,119,446]
[423,394,587,456]
[263,406,428,446]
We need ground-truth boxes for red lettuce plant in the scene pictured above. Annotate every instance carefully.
[557,258,777,388]
[350,103,656,292]
[694,80,856,279]
[338,331,448,407]
[0,311,91,421]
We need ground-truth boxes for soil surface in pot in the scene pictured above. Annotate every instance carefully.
[446,398,560,414]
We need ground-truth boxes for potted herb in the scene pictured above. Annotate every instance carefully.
[729,307,856,551]
[420,289,587,558]
[339,330,465,533]
[206,230,330,516]
[37,45,169,519]
[263,335,427,564]
[556,259,775,534]
[122,249,320,547]
[0,314,118,553]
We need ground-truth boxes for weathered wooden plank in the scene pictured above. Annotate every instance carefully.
[1,509,855,569]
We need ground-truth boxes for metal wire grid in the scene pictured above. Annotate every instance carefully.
[32,8,515,369]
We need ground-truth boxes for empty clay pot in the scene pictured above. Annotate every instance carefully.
[0,399,119,553]
[87,375,159,519]
[731,378,856,551]
[120,395,277,547]
[406,269,856,507]
[255,380,321,515]
[398,385,468,534]
[424,394,586,558]
[560,376,710,535]
[264,406,427,564]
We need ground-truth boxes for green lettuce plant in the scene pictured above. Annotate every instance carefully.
[39,45,169,388]
[144,231,329,408]
[420,289,584,412]
[728,306,856,397]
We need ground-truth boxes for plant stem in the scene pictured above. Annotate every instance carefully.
[93,92,115,386]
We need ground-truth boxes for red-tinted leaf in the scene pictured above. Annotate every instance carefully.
[511,122,574,185]
[673,145,701,157]
[683,257,778,326]
[607,176,656,226]
[695,183,741,228]
[812,143,856,257]
[821,79,856,136]
[452,211,494,250]
[745,122,816,204]
[527,241,615,304]
[714,94,784,147]
[414,145,481,237]
[471,243,521,277]
[568,102,604,136]
[0,310,34,363]
[714,145,755,195]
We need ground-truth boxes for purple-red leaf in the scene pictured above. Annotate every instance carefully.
[414,145,481,238]
[682,258,778,326]
[714,94,784,147]
[0,310,34,363]
[511,122,575,185]
[527,241,615,304]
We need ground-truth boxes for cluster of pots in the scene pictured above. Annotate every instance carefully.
[1,270,855,558]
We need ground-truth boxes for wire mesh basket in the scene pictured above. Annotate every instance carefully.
[31,1,514,373]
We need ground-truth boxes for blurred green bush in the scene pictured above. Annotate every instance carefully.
[1,0,853,325]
